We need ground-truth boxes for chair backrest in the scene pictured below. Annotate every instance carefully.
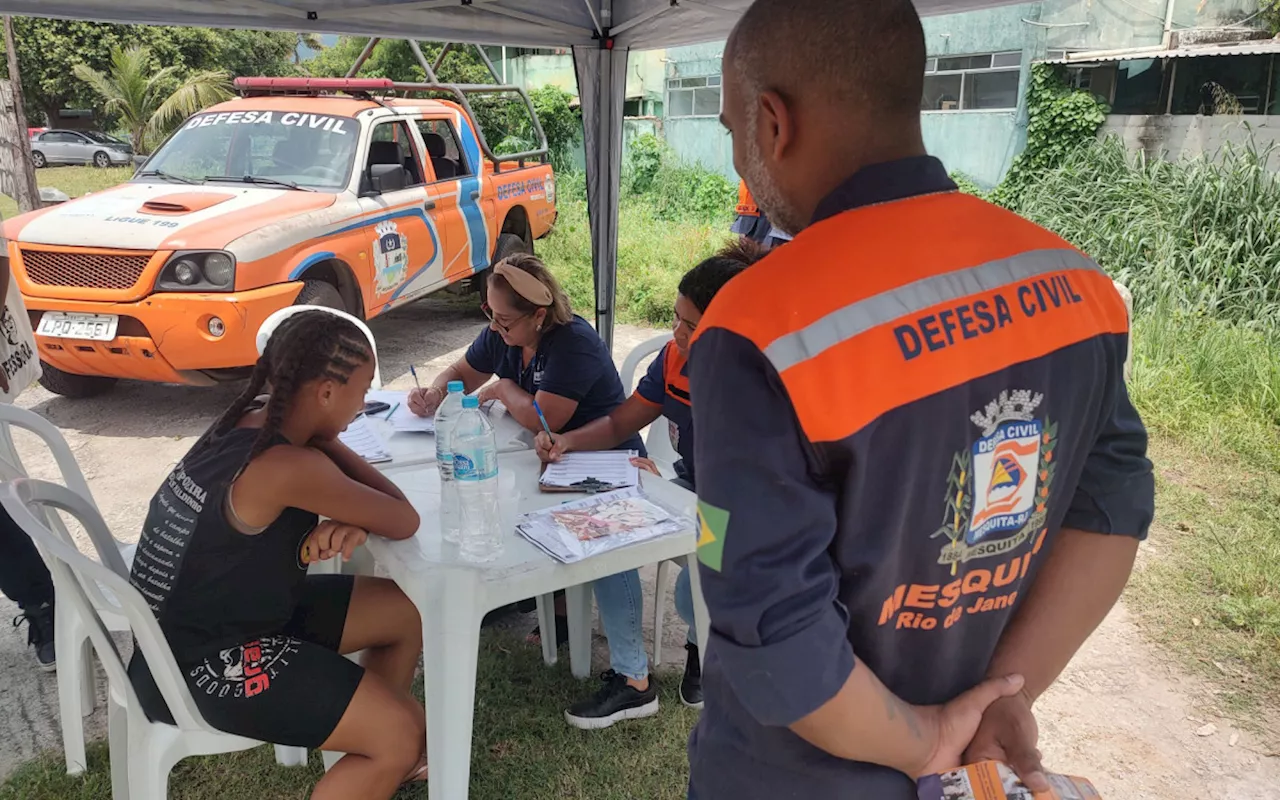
[620,332,673,390]
[255,305,383,389]
[0,478,218,735]
[619,333,680,471]
[0,404,127,581]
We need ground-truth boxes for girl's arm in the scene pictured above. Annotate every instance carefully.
[310,436,408,502]
[233,445,420,539]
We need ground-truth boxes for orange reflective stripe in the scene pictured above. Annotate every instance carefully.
[781,268,1127,442]
[664,343,690,404]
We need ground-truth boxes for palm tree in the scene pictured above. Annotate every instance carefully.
[73,45,233,155]
[295,32,325,65]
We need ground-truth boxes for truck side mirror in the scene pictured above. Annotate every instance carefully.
[367,163,408,195]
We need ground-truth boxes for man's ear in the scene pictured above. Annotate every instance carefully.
[758,90,796,162]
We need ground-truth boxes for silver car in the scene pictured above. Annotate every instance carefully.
[30,130,134,168]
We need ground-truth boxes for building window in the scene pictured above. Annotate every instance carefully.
[667,75,721,118]
[922,51,1022,111]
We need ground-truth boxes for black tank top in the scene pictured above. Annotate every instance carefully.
[128,426,319,660]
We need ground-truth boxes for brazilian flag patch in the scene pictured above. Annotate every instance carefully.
[696,500,730,572]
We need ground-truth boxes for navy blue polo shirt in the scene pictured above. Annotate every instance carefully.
[464,315,644,452]
[634,342,695,485]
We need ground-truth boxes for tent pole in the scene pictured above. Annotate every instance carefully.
[408,40,440,83]
[346,37,380,77]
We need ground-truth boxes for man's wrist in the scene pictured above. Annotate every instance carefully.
[907,704,944,779]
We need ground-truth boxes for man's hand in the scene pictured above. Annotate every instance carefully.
[408,386,444,418]
[630,456,661,476]
[535,430,569,463]
[962,691,1049,792]
[300,520,369,564]
[916,674,1026,779]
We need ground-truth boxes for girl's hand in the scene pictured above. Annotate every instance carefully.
[300,520,369,564]
[630,456,661,476]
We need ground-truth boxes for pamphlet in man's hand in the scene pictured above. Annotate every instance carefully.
[917,761,1101,800]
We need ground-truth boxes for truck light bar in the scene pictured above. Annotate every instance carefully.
[233,77,395,96]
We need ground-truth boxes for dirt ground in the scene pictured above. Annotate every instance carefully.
[1,297,1277,797]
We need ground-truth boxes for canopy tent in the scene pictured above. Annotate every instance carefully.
[0,0,1021,350]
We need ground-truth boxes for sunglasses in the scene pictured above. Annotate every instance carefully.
[482,302,530,334]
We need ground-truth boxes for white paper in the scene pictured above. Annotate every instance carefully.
[367,389,435,433]
[539,450,640,489]
[339,414,392,463]
[515,487,690,564]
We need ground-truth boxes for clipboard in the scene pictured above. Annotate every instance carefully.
[537,451,640,494]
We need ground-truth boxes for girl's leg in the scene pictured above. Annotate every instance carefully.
[338,575,423,692]
[313,673,425,800]
[592,569,648,684]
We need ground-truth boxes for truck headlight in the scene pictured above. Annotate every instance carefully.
[156,251,236,292]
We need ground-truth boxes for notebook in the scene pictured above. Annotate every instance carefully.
[365,390,435,433]
[339,414,392,464]
[539,450,640,493]
[917,761,1102,800]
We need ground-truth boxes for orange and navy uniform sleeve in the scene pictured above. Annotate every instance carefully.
[689,327,852,727]
[633,343,668,407]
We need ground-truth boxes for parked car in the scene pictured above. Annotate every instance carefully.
[3,77,557,398]
[29,129,134,168]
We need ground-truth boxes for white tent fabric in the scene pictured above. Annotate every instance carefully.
[0,0,1023,349]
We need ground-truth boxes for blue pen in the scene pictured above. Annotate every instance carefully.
[409,364,422,391]
[531,399,554,439]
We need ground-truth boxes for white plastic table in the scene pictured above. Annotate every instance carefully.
[364,404,534,469]
[364,449,709,800]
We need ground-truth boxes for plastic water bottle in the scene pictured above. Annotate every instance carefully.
[434,380,466,543]
[452,395,503,562]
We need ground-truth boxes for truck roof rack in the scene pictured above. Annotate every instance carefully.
[233,39,550,170]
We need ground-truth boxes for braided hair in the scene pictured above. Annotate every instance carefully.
[197,310,373,461]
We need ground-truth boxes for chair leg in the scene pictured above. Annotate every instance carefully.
[654,560,675,667]
[55,608,88,775]
[322,750,343,772]
[274,745,307,767]
[107,695,129,800]
[534,593,557,666]
[127,744,168,800]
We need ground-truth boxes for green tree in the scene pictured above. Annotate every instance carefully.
[73,45,232,154]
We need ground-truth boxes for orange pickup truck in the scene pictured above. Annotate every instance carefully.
[2,77,557,397]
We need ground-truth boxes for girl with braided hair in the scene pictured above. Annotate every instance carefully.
[127,310,429,798]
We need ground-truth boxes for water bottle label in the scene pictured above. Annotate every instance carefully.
[453,449,497,481]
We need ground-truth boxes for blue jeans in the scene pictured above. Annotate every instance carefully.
[593,564,696,681]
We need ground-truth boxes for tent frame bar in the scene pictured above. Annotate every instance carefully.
[388,81,550,166]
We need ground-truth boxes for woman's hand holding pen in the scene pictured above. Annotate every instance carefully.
[408,385,444,418]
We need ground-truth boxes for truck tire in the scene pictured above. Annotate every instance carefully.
[476,233,532,303]
[38,363,117,399]
[295,280,346,312]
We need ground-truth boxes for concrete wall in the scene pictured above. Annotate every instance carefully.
[1039,0,1262,52]
[920,3,1040,186]
[662,43,738,178]
[1101,113,1280,161]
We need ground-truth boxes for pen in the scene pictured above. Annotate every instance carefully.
[409,364,422,390]
[385,402,399,420]
[531,398,554,439]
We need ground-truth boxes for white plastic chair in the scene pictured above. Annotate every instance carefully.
[619,333,679,475]
[0,478,305,799]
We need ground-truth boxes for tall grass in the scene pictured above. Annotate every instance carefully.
[1010,136,1280,329]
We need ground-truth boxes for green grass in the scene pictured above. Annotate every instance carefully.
[0,629,698,800]
[0,166,133,221]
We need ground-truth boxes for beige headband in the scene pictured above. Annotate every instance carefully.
[494,262,554,307]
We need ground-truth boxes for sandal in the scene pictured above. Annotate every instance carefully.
[526,613,570,649]
[401,755,429,786]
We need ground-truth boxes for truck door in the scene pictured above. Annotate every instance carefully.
[415,117,483,287]
[357,118,444,316]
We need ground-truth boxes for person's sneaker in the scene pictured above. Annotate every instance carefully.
[12,601,56,672]
[680,643,703,709]
[564,670,659,730]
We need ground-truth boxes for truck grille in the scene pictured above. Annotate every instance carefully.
[20,249,152,291]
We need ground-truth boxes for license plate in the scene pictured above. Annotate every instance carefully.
[37,312,119,342]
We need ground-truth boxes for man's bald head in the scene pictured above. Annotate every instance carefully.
[722,0,927,235]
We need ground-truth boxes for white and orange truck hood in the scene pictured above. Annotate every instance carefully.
[5,182,339,253]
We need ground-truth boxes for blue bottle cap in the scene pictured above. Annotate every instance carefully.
[461,395,479,408]
[447,380,464,393]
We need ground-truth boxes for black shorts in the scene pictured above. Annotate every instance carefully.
[128,575,364,748]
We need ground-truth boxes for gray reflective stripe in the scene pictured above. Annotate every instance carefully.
[763,248,1101,374]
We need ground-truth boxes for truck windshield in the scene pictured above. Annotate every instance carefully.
[138,110,359,191]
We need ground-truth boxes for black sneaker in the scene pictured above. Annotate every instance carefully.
[12,601,56,672]
[564,670,659,730]
[680,643,703,709]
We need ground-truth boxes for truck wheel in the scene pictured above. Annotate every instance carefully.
[477,233,532,303]
[295,280,346,311]
[31,151,46,169]
[93,151,111,168]
[38,363,117,399]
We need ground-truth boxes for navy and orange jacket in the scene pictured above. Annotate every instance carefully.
[687,157,1154,799]
[634,341,695,484]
